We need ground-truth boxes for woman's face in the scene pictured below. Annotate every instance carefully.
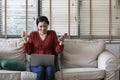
[38,21,48,34]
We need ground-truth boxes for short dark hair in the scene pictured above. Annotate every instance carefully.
[36,16,49,26]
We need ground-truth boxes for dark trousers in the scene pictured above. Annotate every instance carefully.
[30,65,55,80]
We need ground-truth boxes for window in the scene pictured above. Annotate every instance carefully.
[0,0,37,37]
[79,0,120,40]
[39,0,78,36]
[0,0,2,35]
[0,0,120,41]
[39,0,120,41]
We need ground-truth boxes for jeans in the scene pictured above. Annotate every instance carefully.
[30,65,55,80]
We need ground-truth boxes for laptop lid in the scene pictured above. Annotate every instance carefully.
[30,54,55,66]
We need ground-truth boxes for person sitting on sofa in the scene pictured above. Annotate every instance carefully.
[22,16,66,80]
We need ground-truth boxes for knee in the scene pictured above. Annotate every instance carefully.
[30,65,45,73]
[46,66,54,73]
[38,65,44,71]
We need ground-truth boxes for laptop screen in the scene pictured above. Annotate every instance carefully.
[30,54,55,66]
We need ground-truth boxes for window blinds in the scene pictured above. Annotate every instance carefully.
[79,0,120,39]
[6,0,26,35]
[1,0,37,37]
[39,0,77,36]
[1,0,120,40]
[0,0,2,35]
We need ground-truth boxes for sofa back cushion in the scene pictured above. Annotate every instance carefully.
[61,39,105,68]
[0,38,26,64]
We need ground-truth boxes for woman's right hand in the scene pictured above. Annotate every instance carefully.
[21,31,27,43]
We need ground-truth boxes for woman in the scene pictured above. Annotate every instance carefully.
[22,16,66,80]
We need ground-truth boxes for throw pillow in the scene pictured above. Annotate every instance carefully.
[0,59,26,71]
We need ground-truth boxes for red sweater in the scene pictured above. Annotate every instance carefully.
[23,30,64,55]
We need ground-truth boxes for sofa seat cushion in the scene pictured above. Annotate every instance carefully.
[55,68,105,80]
[0,70,37,80]
[21,71,37,80]
[0,70,21,80]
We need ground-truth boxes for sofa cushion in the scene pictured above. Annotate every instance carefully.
[0,59,26,71]
[61,39,105,68]
[0,70,21,80]
[0,39,26,64]
[55,68,105,80]
[21,71,37,80]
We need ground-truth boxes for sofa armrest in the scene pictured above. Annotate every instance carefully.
[98,49,119,71]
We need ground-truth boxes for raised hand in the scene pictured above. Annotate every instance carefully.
[59,33,67,41]
[21,31,28,43]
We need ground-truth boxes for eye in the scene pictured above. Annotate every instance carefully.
[39,25,47,28]
[40,26,42,28]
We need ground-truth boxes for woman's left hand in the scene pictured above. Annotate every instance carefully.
[59,33,67,42]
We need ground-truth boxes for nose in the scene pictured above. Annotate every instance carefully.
[40,26,47,31]
[41,26,46,30]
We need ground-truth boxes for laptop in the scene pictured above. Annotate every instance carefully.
[30,54,55,66]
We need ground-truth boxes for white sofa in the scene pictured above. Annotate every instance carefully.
[55,39,119,80]
[0,38,36,80]
[0,38,119,80]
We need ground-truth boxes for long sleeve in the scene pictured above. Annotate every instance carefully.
[23,33,34,55]
[53,31,64,54]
